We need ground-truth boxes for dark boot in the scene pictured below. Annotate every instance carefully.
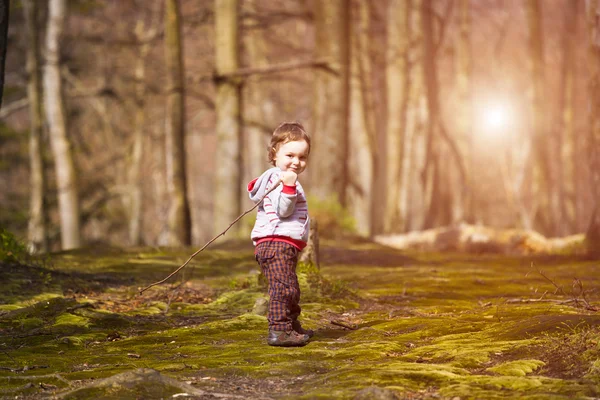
[292,320,315,338]
[267,330,310,347]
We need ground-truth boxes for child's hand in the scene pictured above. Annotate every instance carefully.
[281,170,298,186]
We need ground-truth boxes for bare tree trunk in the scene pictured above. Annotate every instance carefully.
[23,0,48,253]
[398,2,420,233]
[242,0,273,192]
[385,0,412,233]
[420,0,468,228]
[421,0,441,229]
[164,0,191,246]
[311,0,350,205]
[586,0,600,256]
[0,0,8,109]
[556,0,580,235]
[128,20,154,246]
[402,0,425,232]
[214,0,242,235]
[348,0,375,237]
[456,0,473,224]
[526,0,555,235]
[44,0,81,250]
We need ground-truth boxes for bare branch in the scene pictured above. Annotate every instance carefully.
[189,58,333,85]
[0,98,29,119]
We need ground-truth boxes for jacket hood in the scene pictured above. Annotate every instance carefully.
[248,167,281,203]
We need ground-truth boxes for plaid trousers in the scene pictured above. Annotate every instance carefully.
[255,241,301,331]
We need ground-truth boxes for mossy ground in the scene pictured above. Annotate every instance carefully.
[0,240,599,399]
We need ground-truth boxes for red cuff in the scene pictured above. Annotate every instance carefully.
[247,178,258,191]
[282,184,296,194]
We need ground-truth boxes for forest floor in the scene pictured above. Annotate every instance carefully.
[1,239,599,399]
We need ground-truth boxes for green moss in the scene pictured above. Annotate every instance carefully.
[586,359,600,380]
[18,317,44,330]
[0,228,28,263]
[54,313,91,328]
[4,296,77,319]
[0,304,21,311]
[51,313,90,334]
[59,332,107,346]
[487,359,546,376]
[3,244,600,399]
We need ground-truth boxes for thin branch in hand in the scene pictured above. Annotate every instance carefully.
[139,179,282,295]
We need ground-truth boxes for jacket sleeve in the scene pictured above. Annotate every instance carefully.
[264,175,297,219]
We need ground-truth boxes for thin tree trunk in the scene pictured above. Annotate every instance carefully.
[214,0,242,235]
[311,0,350,205]
[0,0,8,109]
[420,0,468,228]
[526,0,555,235]
[585,0,600,256]
[398,2,418,233]
[164,0,191,246]
[243,0,273,191]
[403,0,424,231]
[556,0,579,235]
[23,0,48,253]
[421,0,441,228]
[44,0,81,250]
[385,0,412,233]
[129,21,153,246]
[348,0,375,237]
[357,2,379,237]
[456,0,473,224]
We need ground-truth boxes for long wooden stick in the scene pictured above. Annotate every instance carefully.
[139,179,282,295]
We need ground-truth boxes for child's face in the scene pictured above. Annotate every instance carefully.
[273,140,309,175]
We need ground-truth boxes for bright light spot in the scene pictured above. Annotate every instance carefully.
[476,100,515,141]
[484,106,508,131]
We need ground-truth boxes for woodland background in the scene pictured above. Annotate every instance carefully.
[1,0,600,254]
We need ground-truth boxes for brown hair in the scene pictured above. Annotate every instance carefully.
[268,122,311,165]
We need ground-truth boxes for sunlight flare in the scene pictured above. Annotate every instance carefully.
[476,100,515,139]
[484,105,509,131]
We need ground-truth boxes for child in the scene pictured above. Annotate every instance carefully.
[247,122,314,347]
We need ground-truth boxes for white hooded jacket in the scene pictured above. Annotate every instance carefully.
[248,167,310,247]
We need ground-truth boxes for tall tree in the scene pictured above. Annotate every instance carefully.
[586,0,600,256]
[0,0,8,109]
[402,0,426,231]
[421,0,467,227]
[214,0,242,235]
[311,0,350,205]
[385,0,412,233]
[164,0,191,246]
[456,0,473,223]
[23,0,48,253]
[556,0,580,234]
[44,0,81,250]
[420,0,443,228]
[348,0,376,237]
[526,0,556,235]
[128,17,156,246]
[242,0,273,192]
